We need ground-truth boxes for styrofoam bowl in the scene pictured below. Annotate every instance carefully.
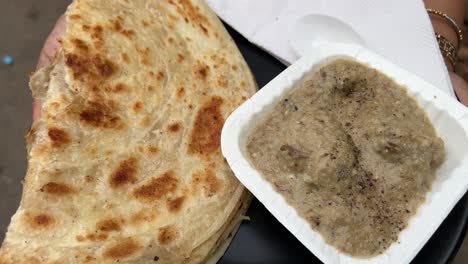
[221,43,468,264]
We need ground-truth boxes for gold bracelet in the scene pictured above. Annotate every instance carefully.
[427,8,463,48]
[435,33,457,68]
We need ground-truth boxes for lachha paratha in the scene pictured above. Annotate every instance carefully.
[0,0,256,263]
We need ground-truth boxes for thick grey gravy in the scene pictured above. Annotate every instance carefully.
[247,59,445,257]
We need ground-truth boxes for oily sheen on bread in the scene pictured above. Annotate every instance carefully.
[0,0,256,263]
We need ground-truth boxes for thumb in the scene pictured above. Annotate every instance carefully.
[33,15,66,121]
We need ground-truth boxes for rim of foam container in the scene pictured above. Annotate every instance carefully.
[221,43,468,264]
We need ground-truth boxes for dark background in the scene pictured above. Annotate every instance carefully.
[0,1,467,263]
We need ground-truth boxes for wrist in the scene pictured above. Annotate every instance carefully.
[424,0,466,71]
[431,18,460,50]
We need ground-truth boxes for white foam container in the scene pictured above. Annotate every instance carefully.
[221,43,468,264]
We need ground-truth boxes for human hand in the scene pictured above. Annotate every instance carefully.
[453,45,468,106]
[32,15,66,121]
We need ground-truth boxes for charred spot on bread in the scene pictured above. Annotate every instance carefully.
[166,196,185,213]
[176,86,185,98]
[147,145,159,154]
[172,0,211,35]
[40,182,73,196]
[167,122,181,133]
[23,212,56,230]
[72,38,89,51]
[79,100,124,129]
[188,96,224,156]
[195,63,210,80]
[109,157,139,188]
[96,218,123,232]
[102,238,143,260]
[157,225,179,245]
[133,101,143,112]
[65,53,116,80]
[112,83,127,93]
[132,171,178,203]
[131,209,158,225]
[48,127,71,147]
[121,53,130,63]
[157,71,165,81]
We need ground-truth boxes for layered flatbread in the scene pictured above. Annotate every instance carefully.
[0,0,256,263]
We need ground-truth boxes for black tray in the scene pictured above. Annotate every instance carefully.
[219,24,468,264]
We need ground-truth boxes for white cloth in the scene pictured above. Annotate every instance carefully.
[206,0,455,97]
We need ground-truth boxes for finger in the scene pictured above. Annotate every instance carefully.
[450,72,468,106]
[33,15,66,121]
[37,15,66,69]
[32,100,42,121]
